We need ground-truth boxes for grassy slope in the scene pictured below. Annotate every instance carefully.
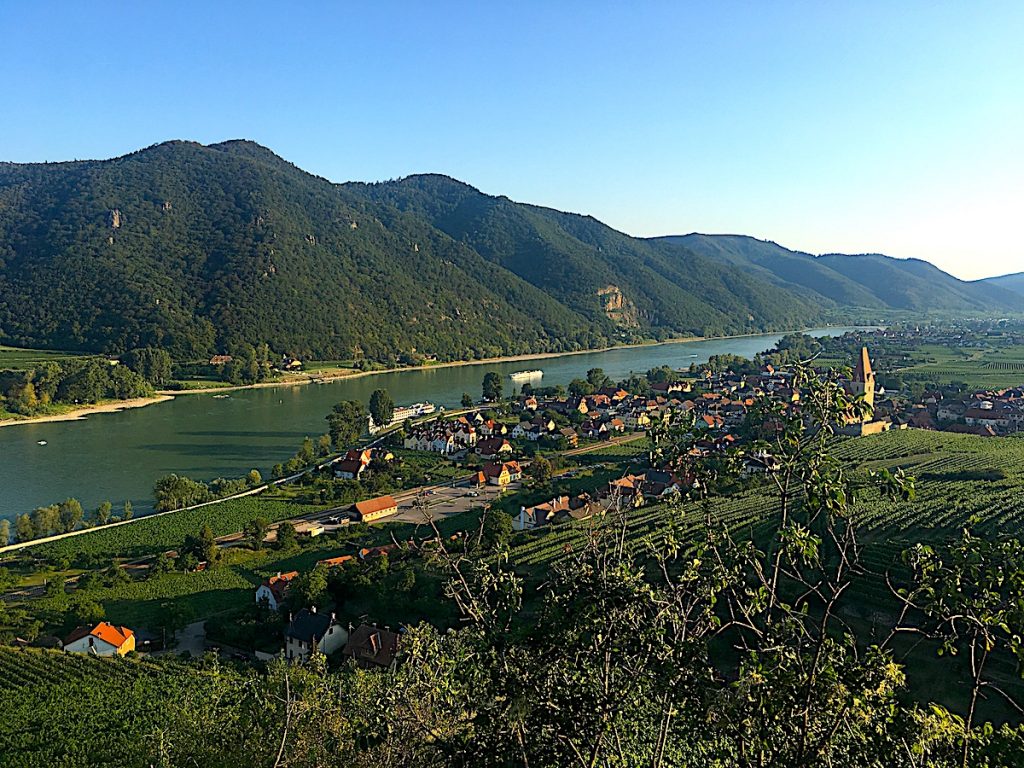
[893,343,1024,390]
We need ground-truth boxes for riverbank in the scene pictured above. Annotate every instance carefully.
[0,325,857,430]
[158,325,853,398]
[0,395,176,430]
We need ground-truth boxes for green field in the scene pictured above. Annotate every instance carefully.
[0,344,85,371]
[0,647,241,766]
[892,343,1024,390]
[29,496,325,561]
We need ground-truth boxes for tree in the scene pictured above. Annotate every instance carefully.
[246,469,263,487]
[0,519,9,545]
[150,554,175,577]
[123,499,133,520]
[14,514,34,542]
[107,364,152,399]
[292,564,330,609]
[154,474,211,511]
[903,529,1024,767]
[69,592,105,627]
[482,371,503,402]
[276,521,299,551]
[94,501,113,525]
[244,517,270,550]
[369,388,395,429]
[58,498,84,533]
[586,367,610,388]
[479,508,512,551]
[183,524,219,565]
[568,378,594,397]
[156,601,194,646]
[527,454,553,487]
[30,504,60,538]
[9,381,38,413]
[123,347,173,386]
[196,524,218,563]
[326,400,367,448]
[461,392,474,408]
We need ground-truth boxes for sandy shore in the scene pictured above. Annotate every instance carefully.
[2,325,851,427]
[0,395,175,429]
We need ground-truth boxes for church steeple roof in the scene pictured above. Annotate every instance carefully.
[854,347,873,382]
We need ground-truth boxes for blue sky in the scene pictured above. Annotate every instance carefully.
[1,2,1020,279]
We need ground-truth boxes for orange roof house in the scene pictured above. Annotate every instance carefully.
[352,495,399,523]
[63,622,136,656]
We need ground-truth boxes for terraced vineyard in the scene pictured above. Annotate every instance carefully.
[511,429,1024,572]
[505,428,1024,718]
[0,344,84,371]
[0,648,236,767]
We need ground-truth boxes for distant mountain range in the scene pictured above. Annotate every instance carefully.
[977,272,1024,299]
[662,234,1022,313]
[0,140,1018,362]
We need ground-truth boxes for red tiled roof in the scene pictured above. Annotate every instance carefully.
[65,621,134,649]
[318,555,354,568]
[354,495,398,517]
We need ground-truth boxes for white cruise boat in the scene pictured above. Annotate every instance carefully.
[509,369,543,382]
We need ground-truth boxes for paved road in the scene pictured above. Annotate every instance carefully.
[388,481,516,524]
[149,620,206,658]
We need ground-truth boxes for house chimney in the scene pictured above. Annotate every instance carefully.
[310,605,317,614]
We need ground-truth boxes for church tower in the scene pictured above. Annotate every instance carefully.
[850,346,875,411]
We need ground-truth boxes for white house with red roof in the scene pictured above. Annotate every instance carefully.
[256,571,299,611]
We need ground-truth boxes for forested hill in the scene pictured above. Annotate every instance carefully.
[977,272,1024,298]
[0,141,1014,363]
[660,233,1023,313]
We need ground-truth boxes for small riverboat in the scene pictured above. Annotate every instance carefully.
[509,369,543,382]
